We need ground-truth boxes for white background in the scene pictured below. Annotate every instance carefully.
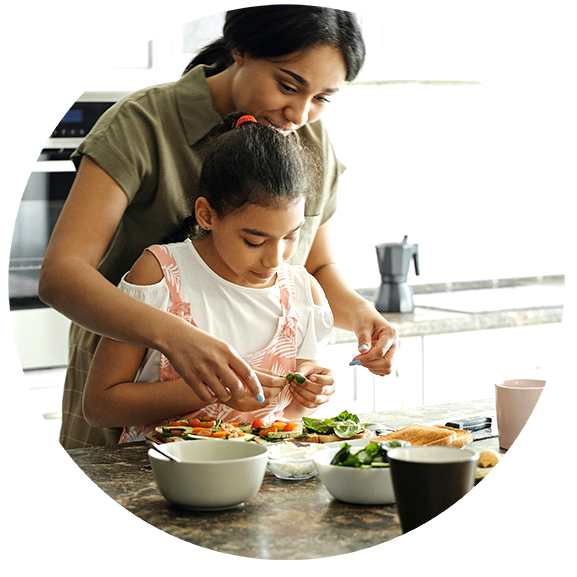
[1,1,576,574]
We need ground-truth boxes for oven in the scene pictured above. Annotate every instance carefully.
[10,92,130,366]
[9,92,129,437]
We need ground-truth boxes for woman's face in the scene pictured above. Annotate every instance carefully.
[198,199,306,289]
[230,44,347,135]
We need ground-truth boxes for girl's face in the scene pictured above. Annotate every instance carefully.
[197,199,306,288]
[230,44,347,135]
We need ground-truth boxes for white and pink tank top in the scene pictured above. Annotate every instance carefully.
[120,244,297,443]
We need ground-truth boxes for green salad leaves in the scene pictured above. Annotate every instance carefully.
[302,410,365,439]
[330,440,407,468]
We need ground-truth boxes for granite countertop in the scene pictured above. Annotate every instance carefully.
[67,398,498,560]
[330,275,564,343]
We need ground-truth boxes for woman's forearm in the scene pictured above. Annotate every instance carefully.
[39,255,185,353]
[312,262,376,332]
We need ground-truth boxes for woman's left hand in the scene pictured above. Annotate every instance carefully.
[289,362,336,409]
[350,310,401,377]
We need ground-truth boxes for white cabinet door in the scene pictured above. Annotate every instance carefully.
[422,324,560,406]
[318,336,423,416]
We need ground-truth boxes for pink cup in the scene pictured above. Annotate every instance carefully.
[495,379,545,450]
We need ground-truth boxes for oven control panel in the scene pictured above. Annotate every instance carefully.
[45,93,130,149]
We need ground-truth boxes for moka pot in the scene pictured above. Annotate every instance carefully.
[374,236,420,313]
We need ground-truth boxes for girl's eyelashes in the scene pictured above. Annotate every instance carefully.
[244,235,300,248]
[244,239,264,248]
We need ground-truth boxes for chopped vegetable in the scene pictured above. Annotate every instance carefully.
[285,372,306,384]
[302,410,367,439]
[330,440,407,468]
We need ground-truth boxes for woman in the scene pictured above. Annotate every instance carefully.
[39,5,400,449]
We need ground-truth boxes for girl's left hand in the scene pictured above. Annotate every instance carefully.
[289,362,336,409]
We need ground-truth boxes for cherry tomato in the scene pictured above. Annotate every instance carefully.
[212,431,228,438]
[259,427,274,437]
[252,418,265,429]
[283,422,300,432]
[271,421,287,429]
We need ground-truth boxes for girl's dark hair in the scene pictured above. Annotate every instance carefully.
[183,5,365,82]
[181,111,313,240]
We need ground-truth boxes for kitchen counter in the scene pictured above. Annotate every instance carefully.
[330,275,564,343]
[67,398,498,560]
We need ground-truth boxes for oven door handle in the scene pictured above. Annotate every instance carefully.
[32,160,76,173]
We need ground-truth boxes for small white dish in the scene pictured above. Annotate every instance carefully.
[267,442,329,480]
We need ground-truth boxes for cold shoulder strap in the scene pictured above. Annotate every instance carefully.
[145,245,184,305]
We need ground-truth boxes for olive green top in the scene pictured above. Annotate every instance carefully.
[72,64,345,286]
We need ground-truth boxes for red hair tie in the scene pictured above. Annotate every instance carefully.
[235,114,257,128]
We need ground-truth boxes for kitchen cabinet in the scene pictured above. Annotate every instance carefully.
[318,336,423,416]
[321,322,560,415]
[21,367,66,442]
[422,323,558,406]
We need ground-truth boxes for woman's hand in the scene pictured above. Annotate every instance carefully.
[217,367,286,412]
[349,310,400,377]
[287,361,336,411]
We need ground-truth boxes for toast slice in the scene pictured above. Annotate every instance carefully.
[370,424,457,446]
[432,424,473,447]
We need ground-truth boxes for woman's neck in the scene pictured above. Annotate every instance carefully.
[205,66,237,118]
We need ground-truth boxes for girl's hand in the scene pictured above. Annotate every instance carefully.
[349,311,401,377]
[288,362,336,410]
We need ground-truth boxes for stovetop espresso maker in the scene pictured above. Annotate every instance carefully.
[374,235,420,313]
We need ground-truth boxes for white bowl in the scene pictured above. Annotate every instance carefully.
[148,440,268,510]
[312,439,410,505]
[267,442,329,480]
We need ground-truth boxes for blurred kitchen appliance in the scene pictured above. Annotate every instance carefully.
[374,236,420,313]
[9,92,128,369]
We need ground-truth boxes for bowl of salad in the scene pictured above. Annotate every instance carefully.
[312,439,410,505]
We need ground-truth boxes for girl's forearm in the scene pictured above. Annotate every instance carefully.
[84,376,210,429]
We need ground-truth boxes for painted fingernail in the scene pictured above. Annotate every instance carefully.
[349,360,362,366]
[257,393,265,403]
[359,344,369,351]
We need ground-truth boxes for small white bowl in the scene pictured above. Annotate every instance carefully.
[267,442,329,480]
[148,440,268,510]
[312,439,410,505]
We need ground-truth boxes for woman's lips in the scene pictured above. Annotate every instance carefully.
[261,117,293,135]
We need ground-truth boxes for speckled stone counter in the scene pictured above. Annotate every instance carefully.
[67,399,498,560]
[329,275,564,343]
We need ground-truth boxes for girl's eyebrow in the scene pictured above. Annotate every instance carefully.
[242,219,306,238]
[279,68,340,94]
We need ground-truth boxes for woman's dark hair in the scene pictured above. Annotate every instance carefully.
[180,111,313,240]
[182,5,365,82]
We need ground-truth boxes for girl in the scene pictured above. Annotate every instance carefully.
[83,113,335,442]
[39,5,400,449]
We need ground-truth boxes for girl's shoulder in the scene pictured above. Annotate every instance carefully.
[124,249,164,286]
[288,265,328,307]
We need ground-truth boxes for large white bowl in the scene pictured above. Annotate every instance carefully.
[148,440,268,510]
[312,439,410,505]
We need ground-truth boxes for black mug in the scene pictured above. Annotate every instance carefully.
[387,446,479,533]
